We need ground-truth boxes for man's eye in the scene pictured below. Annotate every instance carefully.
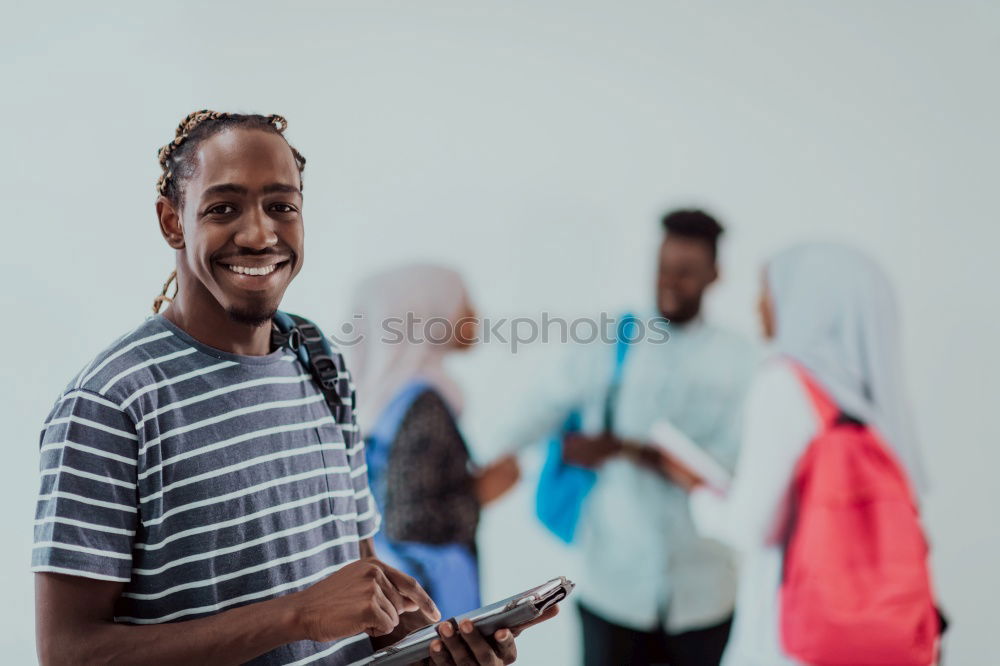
[207,204,236,215]
[271,203,297,213]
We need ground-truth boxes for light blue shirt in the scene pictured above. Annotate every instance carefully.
[506,316,757,632]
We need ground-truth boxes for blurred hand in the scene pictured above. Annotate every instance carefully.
[561,433,622,468]
[421,605,560,665]
[660,453,705,492]
[620,441,705,491]
[476,455,521,505]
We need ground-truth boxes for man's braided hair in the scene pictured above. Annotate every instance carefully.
[152,110,307,313]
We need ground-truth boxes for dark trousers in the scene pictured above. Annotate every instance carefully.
[578,602,732,666]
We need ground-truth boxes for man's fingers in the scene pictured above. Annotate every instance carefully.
[372,566,410,614]
[366,601,397,637]
[369,583,400,635]
[491,628,517,664]
[511,604,560,637]
[438,620,476,665]
[378,561,441,621]
[457,619,496,664]
[428,639,450,665]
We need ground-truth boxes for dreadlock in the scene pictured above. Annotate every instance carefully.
[152,110,307,313]
[152,270,178,314]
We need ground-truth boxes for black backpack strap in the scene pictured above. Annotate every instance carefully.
[272,311,355,431]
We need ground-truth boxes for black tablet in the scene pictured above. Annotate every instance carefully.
[367,576,574,666]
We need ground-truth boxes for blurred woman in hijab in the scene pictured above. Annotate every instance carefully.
[665,242,931,665]
[348,264,519,618]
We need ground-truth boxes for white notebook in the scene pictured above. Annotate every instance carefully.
[650,420,731,493]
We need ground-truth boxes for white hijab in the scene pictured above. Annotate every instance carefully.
[767,242,929,494]
[347,264,470,434]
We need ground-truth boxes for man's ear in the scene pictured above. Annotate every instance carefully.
[156,196,185,249]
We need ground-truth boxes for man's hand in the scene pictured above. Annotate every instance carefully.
[424,605,559,665]
[370,609,438,652]
[561,433,621,468]
[292,559,440,642]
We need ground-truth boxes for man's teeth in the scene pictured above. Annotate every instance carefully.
[226,264,279,276]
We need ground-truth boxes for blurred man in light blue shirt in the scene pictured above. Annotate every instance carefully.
[504,210,757,666]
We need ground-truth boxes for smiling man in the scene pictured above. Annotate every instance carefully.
[32,111,547,665]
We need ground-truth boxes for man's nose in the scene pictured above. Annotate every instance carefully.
[235,207,278,250]
[659,268,683,286]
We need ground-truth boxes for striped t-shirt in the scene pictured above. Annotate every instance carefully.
[32,314,381,665]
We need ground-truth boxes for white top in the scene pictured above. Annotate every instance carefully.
[504,317,757,632]
[690,359,815,666]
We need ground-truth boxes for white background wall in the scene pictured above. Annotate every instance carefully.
[2,1,998,663]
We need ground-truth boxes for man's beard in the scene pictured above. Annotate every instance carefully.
[226,305,278,328]
[659,298,702,325]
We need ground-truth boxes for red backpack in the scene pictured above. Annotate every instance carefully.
[780,365,940,665]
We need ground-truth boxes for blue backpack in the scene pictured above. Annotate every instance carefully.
[535,314,637,543]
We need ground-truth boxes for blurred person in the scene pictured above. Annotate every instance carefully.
[348,264,520,619]
[503,210,758,666]
[666,242,937,665]
[32,110,552,666]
